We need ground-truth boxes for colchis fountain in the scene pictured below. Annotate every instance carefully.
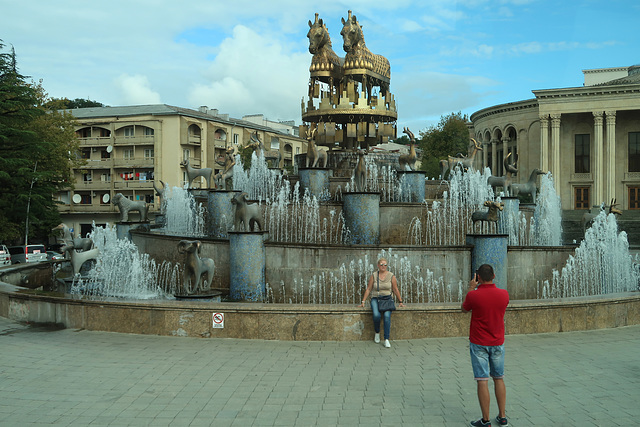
[1,10,639,340]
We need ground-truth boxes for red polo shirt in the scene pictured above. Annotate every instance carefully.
[462,283,509,346]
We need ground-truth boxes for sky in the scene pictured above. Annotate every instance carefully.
[2,0,639,134]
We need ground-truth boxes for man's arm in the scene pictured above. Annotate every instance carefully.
[461,275,478,312]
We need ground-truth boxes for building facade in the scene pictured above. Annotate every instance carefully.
[470,65,640,211]
[60,104,306,236]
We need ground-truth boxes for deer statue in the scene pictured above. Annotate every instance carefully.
[305,127,328,168]
[180,158,213,189]
[510,168,546,202]
[214,144,237,190]
[471,201,504,232]
[487,152,518,196]
[440,138,483,179]
[398,127,417,171]
[581,198,622,233]
[354,149,368,192]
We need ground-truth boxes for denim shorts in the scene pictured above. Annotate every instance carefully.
[469,342,505,380]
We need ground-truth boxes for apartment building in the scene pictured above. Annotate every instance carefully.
[59,104,306,237]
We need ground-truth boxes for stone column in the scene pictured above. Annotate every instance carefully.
[501,136,510,176]
[593,111,604,205]
[483,141,489,171]
[605,110,617,202]
[491,139,498,175]
[550,114,561,192]
[539,114,550,171]
[466,234,508,290]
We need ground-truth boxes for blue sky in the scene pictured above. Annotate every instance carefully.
[2,0,638,134]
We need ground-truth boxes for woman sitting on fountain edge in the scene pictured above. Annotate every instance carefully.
[359,258,405,347]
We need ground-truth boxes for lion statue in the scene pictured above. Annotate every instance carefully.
[112,193,148,222]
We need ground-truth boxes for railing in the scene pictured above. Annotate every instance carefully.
[74,181,112,190]
[624,172,640,181]
[82,158,114,168]
[113,180,155,190]
[113,135,155,145]
[78,137,113,147]
[113,158,154,168]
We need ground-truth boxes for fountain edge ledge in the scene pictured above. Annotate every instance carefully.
[1,281,639,340]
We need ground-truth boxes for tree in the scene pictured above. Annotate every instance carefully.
[392,134,410,145]
[47,97,105,109]
[0,41,81,244]
[418,111,471,178]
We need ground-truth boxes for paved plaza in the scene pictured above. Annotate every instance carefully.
[0,316,638,426]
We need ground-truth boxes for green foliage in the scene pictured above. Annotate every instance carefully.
[46,97,105,109]
[0,40,81,244]
[392,135,410,145]
[418,111,471,179]
[239,144,254,170]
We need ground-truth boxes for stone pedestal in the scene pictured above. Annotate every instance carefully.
[298,168,331,201]
[207,190,240,239]
[229,231,267,301]
[397,171,426,203]
[466,234,508,290]
[116,222,150,241]
[342,192,380,245]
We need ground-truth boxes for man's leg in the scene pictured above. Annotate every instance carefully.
[493,378,506,418]
[477,380,490,421]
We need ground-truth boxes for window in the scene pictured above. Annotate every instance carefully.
[271,137,280,150]
[487,151,492,173]
[144,148,154,159]
[496,149,503,176]
[80,194,91,204]
[575,187,590,209]
[77,128,91,138]
[630,187,640,209]
[101,150,111,159]
[80,149,90,159]
[183,149,190,161]
[98,128,110,137]
[123,149,134,160]
[575,134,590,173]
[100,173,111,182]
[629,132,640,172]
[296,147,300,154]
[144,127,154,136]
[82,172,92,182]
[123,126,135,138]
[233,133,239,145]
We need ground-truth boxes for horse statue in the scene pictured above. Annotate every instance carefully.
[510,169,546,202]
[340,10,391,97]
[307,12,343,103]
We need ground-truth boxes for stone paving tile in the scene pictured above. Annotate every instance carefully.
[0,317,639,426]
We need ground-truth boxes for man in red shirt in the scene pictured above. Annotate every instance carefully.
[462,264,510,427]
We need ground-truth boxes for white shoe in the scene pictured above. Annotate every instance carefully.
[374,333,380,343]
[384,339,391,348]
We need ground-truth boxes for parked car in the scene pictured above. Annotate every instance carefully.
[0,245,10,266]
[8,245,48,264]
[46,251,64,261]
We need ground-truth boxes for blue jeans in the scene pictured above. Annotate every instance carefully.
[469,342,505,380]
[370,297,392,339]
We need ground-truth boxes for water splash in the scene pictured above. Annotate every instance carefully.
[162,186,205,237]
[70,224,180,299]
[530,173,563,246]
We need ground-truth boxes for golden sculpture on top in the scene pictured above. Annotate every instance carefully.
[302,10,397,152]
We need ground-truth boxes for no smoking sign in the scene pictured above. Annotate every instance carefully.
[212,312,224,329]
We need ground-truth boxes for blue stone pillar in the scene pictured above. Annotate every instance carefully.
[466,234,508,290]
[498,197,520,244]
[342,192,380,245]
[397,171,426,203]
[229,231,267,301]
[207,190,240,239]
[298,168,331,201]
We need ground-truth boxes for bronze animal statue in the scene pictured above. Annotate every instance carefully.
[52,223,93,258]
[581,199,622,233]
[510,168,546,202]
[177,240,214,295]
[112,193,148,222]
[248,132,264,158]
[340,10,391,97]
[354,149,368,192]
[214,145,237,190]
[307,12,343,103]
[471,201,504,231]
[398,127,417,171]
[440,138,483,179]
[232,192,263,232]
[180,158,213,189]
[305,127,328,168]
[152,179,167,211]
[69,247,100,276]
[487,153,518,196]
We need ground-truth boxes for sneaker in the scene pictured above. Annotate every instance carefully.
[374,333,380,343]
[470,419,491,426]
[384,339,391,348]
[495,415,508,426]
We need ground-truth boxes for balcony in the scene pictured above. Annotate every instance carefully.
[113,180,155,190]
[79,137,113,147]
[82,158,114,168]
[187,135,202,145]
[624,172,640,182]
[74,181,112,191]
[113,158,155,168]
[114,135,155,145]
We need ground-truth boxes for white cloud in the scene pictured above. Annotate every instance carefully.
[188,25,308,121]
[114,74,162,105]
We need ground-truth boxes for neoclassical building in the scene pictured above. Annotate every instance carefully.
[59,105,306,237]
[470,65,640,211]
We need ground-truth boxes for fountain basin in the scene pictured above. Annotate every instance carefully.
[1,279,638,340]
